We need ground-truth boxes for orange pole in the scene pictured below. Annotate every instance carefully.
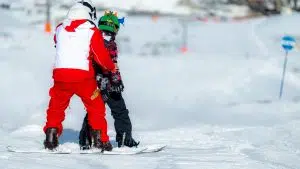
[45,22,52,33]
[181,47,188,53]
[152,15,159,22]
[45,0,51,33]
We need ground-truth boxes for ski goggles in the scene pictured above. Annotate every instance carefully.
[99,21,119,30]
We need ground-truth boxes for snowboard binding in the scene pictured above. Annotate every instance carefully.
[116,132,140,148]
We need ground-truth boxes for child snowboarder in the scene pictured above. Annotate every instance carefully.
[79,11,139,150]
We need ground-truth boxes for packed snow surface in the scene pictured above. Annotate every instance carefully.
[1,9,300,169]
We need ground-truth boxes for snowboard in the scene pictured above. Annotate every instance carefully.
[7,144,166,155]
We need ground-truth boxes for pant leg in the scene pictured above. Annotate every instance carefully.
[75,79,109,142]
[79,114,92,147]
[44,81,74,136]
[107,92,132,137]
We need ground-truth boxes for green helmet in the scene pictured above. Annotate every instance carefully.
[98,11,120,34]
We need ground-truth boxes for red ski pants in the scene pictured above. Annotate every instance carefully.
[43,79,109,142]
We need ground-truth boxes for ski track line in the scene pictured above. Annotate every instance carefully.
[154,153,179,169]
[251,17,269,57]
[242,149,297,169]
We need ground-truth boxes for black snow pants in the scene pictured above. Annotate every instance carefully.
[79,91,132,146]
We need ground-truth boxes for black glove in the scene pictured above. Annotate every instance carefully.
[96,74,110,102]
[110,72,124,93]
[101,89,110,102]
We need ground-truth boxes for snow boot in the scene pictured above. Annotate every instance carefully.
[79,118,92,150]
[101,141,113,151]
[44,128,59,150]
[90,130,113,151]
[79,135,92,150]
[116,132,140,148]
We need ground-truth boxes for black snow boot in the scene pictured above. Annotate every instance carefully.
[79,116,92,150]
[90,130,113,151]
[79,133,92,150]
[44,128,59,150]
[116,132,140,148]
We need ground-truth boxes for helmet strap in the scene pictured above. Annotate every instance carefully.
[78,1,97,20]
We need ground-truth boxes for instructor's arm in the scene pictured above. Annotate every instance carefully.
[90,28,116,72]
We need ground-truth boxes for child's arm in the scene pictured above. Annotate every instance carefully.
[105,40,119,70]
[106,40,124,93]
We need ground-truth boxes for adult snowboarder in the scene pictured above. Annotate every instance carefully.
[79,11,139,150]
[43,1,116,151]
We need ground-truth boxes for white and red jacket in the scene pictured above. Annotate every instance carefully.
[53,19,116,82]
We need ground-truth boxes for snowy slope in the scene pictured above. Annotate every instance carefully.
[1,8,300,169]
[2,0,190,14]
[2,0,251,17]
[95,0,189,14]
